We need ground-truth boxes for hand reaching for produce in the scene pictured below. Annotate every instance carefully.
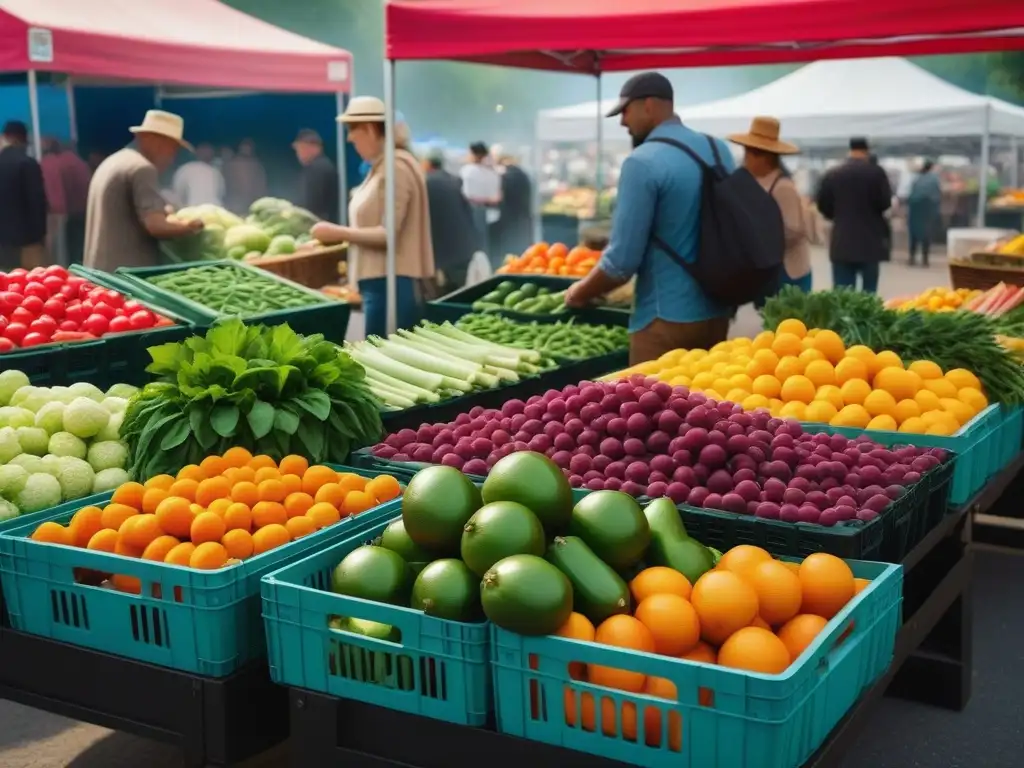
[311,222,349,245]
[565,281,590,309]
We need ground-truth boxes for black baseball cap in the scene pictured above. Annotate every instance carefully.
[850,137,870,151]
[2,121,27,141]
[293,128,323,146]
[606,72,674,117]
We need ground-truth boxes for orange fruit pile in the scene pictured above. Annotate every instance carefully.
[557,547,870,748]
[30,448,403,591]
[498,242,601,277]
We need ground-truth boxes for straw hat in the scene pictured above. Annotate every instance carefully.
[129,110,193,152]
[338,96,386,124]
[727,116,799,156]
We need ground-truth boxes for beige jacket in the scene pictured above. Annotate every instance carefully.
[759,171,811,280]
[346,148,435,282]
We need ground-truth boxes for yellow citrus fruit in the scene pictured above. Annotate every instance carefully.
[729,373,754,391]
[742,394,770,412]
[874,350,904,371]
[814,384,845,410]
[798,348,826,366]
[863,389,897,418]
[726,388,750,404]
[957,387,988,412]
[845,345,880,377]
[752,331,775,350]
[899,416,927,433]
[834,404,871,428]
[834,357,869,385]
[926,420,956,436]
[804,400,838,423]
[692,372,715,389]
[908,360,943,380]
[921,410,958,430]
[713,377,732,393]
[874,368,919,401]
[914,389,942,412]
[923,378,958,399]
[775,356,805,380]
[776,319,808,338]
[811,330,846,363]
[839,379,872,406]
[752,374,782,398]
[866,414,898,431]
[772,332,804,358]
[803,360,836,388]
[892,399,921,424]
[939,397,974,426]
[780,401,807,420]
[781,375,815,403]
[945,368,981,391]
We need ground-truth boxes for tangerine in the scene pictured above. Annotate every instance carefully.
[253,466,282,485]
[313,483,346,507]
[249,454,278,471]
[222,447,254,468]
[691,570,759,645]
[853,577,871,594]
[634,594,701,656]
[252,501,288,528]
[280,474,303,495]
[804,360,836,388]
[777,614,828,660]
[164,542,196,567]
[223,502,252,532]
[175,464,207,483]
[110,482,145,510]
[283,492,315,518]
[142,535,181,561]
[642,676,682,751]
[222,529,255,560]
[252,524,291,555]
[100,503,139,531]
[199,454,229,477]
[746,560,803,626]
[799,553,855,619]
[680,640,717,664]
[780,375,815,403]
[196,476,232,507]
[190,541,229,570]
[306,502,342,529]
[301,465,339,496]
[342,490,377,516]
[630,566,692,603]
[141,487,169,515]
[776,319,807,338]
[111,574,142,594]
[718,627,791,674]
[230,481,260,508]
[155,496,195,538]
[554,612,596,680]
[144,474,175,491]
[839,379,871,406]
[811,330,846,363]
[257,478,287,503]
[69,505,104,547]
[834,357,868,385]
[285,516,317,540]
[207,498,233,518]
[31,521,74,546]
[589,615,655,692]
[167,478,199,502]
[717,544,772,581]
[336,473,368,494]
[278,454,310,477]
[86,528,119,553]
[191,511,227,545]
[122,514,164,549]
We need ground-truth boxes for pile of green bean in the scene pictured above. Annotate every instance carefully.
[146,265,324,316]
[455,313,627,360]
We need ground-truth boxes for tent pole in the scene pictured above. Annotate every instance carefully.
[978,104,991,226]
[532,116,543,242]
[155,86,163,109]
[594,70,603,224]
[27,70,42,160]
[336,90,348,225]
[65,77,79,145]
[384,58,398,335]
[1011,136,1020,190]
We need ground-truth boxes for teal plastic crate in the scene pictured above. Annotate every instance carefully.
[994,405,1023,475]
[801,402,998,506]
[112,260,351,343]
[261,514,491,726]
[492,559,902,768]
[0,466,397,677]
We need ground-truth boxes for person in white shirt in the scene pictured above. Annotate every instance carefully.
[460,142,502,266]
[171,143,225,207]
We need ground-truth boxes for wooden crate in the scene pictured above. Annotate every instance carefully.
[247,244,347,289]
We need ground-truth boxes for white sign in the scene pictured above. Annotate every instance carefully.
[28,27,53,63]
[327,60,349,84]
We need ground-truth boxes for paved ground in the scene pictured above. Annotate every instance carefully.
[1,247,1001,768]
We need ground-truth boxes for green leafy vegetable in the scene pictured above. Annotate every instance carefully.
[122,319,383,478]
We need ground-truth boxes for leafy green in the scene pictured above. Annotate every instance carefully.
[122,319,383,479]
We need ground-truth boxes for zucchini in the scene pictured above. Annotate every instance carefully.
[547,536,630,625]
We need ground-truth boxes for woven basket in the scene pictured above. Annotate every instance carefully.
[248,244,347,289]
[949,258,1024,291]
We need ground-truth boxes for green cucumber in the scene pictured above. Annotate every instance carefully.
[546,536,630,625]
[644,498,714,585]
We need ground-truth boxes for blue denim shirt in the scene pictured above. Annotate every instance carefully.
[598,119,735,333]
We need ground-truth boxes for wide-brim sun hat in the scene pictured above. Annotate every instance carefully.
[727,116,799,156]
[338,96,386,124]
[129,110,194,152]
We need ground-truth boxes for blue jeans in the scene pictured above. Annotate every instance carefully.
[359,276,420,338]
[832,262,879,294]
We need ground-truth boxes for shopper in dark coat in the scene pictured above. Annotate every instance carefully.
[816,138,893,293]
[491,155,534,261]
[0,121,47,270]
[424,152,480,290]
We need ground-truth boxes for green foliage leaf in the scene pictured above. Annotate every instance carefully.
[247,399,276,439]
[210,403,241,438]
[273,408,301,435]
[159,418,192,451]
[297,418,325,459]
[294,390,331,421]
[188,402,218,451]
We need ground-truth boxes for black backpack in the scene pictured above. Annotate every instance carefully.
[647,135,785,306]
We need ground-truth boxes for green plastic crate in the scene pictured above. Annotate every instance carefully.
[262,514,491,726]
[492,558,902,768]
[994,405,1023,475]
[0,466,397,677]
[112,260,351,343]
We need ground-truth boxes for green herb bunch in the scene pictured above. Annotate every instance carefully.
[121,319,383,478]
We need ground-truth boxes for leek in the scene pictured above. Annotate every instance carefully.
[362,367,439,404]
[350,347,445,398]
[430,322,541,364]
[373,339,480,383]
[387,334,500,388]
[408,327,524,371]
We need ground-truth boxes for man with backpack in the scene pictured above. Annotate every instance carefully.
[565,72,784,366]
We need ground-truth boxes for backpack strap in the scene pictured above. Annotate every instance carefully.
[768,172,783,195]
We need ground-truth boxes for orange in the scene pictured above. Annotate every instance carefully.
[839,378,871,406]
[222,446,254,468]
[144,474,175,491]
[751,330,775,351]
[189,503,206,517]
[190,541,229,570]
[301,465,339,496]
[814,384,844,410]
[285,516,317,540]
[284,492,315,518]
[834,356,868,385]
[229,465,256,484]
[196,476,232,507]
[750,615,772,630]
[589,615,655,692]
[774,355,804,381]
[811,329,845,363]
[893,399,921,424]
[365,475,401,504]
[771,332,803,358]
[780,375,815,403]
[249,454,277,471]
[252,501,288,528]
[306,502,342,529]
[718,627,791,674]
[634,594,701,656]
[681,640,718,664]
[746,560,803,626]
[207,498,233,518]
[342,490,377,516]
[940,397,974,426]
[86,528,119,553]
[222,529,255,560]
[845,345,879,377]
[804,400,838,424]
[691,570,759,645]
[799,553,855,619]
[31,521,74,546]
[779,401,807,420]
[230,481,260,508]
[752,374,781,399]
[122,514,164,549]
[717,544,772,581]
[253,466,281,485]
[223,502,252,532]
[280,474,303,495]
[874,367,919,401]
[874,350,904,371]
[114,532,143,558]
[111,574,142,594]
[164,542,196,567]
[142,535,181,561]
[803,360,836,388]
[798,348,826,367]
[863,389,897,418]
[100,503,139,531]
[69,506,104,547]
[141,486,170,515]
[833,404,871,429]
[854,577,871,594]
[777,614,828,661]
[569,694,637,740]
[908,359,942,381]
[199,454,229,477]
[867,414,898,431]
[252,523,291,555]
[155,496,195,539]
[945,368,981,390]
[899,416,927,434]
[278,454,310,477]
[630,566,692,603]
[257,479,287,503]
[642,676,682,751]
[110,482,145,511]
[958,387,988,412]
[175,464,207,483]
[191,511,227,545]
[168,478,199,502]
[555,612,596,680]
[314,483,346,508]
[336,473,368,494]
[776,319,807,338]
